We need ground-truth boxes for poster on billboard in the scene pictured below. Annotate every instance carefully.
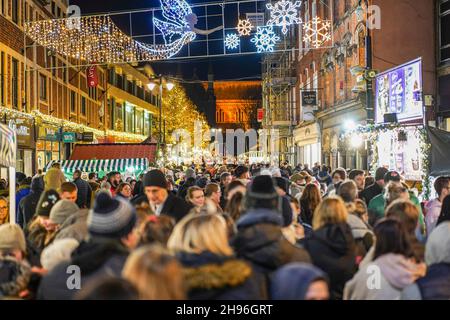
[375,58,423,124]
[377,127,422,181]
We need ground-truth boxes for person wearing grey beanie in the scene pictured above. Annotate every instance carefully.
[49,200,79,229]
[37,192,138,300]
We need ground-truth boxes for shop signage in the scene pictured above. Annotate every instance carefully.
[62,132,77,143]
[87,65,99,88]
[257,108,264,122]
[6,116,35,149]
[375,58,423,124]
[77,132,94,142]
[301,91,317,106]
[45,128,60,141]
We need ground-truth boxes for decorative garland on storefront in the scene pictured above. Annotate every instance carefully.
[341,123,432,200]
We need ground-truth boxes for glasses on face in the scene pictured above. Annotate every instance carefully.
[0,206,7,211]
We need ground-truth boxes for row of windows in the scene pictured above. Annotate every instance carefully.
[108,69,158,105]
[440,0,450,63]
[108,98,152,135]
[0,51,19,109]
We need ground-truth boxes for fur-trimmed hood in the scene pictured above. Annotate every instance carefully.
[0,256,31,298]
[177,252,252,291]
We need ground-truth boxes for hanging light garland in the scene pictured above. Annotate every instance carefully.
[25,15,194,63]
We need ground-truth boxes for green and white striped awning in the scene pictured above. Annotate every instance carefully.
[45,158,149,173]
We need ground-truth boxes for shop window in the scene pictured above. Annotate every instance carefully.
[125,104,135,133]
[135,109,143,134]
[115,103,124,131]
[144,112,151,136]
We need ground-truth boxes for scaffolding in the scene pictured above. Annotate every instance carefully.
[262,24,298,164]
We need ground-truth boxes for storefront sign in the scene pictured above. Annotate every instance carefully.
[375,58,423,124]
[62,132,77,143]
[77,132,94,142]
[45,128,60,142]
[301,91,317,106]
[87,65,99,87]
[6,116,35,149]
[257,108,264,122]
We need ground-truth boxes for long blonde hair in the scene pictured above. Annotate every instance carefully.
[312,196,348,230]
[122,245,186,300]
[167,213,233,256]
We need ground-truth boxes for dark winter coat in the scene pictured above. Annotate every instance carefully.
[37,237,129,300]
[177,251,268,300]
[177,177,196,201]
[416,263,450,300]
[360,182,383,206]
[15,185,31,218]
[17,177,44,229]
[131,192,192,222]
[299,199,314,226]
[301,223,357,300]
[232,208,312,275]
[73,178,92,209]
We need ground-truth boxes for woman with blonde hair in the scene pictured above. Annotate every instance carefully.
[167,213,267,300]
[122,244,185,300]
[302,197,357,300]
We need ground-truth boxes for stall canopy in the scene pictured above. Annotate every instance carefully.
[69,143,157,162]
[45,158,149,173]
[428,126,450,176]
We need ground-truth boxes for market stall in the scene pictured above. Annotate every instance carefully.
[45,158,149,180]
[0,122,17,224]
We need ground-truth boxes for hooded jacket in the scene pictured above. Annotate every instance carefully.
[344,253,426,300]
[37,237,129,300]
[177,251,267,300]
[17,177,44,229]
[346,214,374,263]
[15,184,31,218]
[232,208,311,275]
[0,256,31,299]
[402,222,450,300]
[302,223,357,300]
[54,209,89,243]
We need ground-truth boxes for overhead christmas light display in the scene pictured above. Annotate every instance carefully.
[25,0,222,63]
[251,26,280,53]
[224,33,240,50]
[303,16,332,48]
[236,19,253,36]
[266,0,302,35]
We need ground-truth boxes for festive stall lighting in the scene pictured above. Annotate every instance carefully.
[237,19,253,36]
[266,0,302,35]
[303,16,332,48]
[251,26,280,53]
[224,33,240,50]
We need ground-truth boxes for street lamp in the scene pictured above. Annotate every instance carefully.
[147,75,175,156]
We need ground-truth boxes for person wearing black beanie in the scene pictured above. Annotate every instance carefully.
[37,192,137,300]
[142,169,192,222]
[231,175,311,276]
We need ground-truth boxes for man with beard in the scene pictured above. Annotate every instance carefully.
[108,172,122,197]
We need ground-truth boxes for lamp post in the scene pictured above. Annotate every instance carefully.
[147,75,174,158]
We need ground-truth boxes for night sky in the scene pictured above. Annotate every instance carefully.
[70,0,263,81]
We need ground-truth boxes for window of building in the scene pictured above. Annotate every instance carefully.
[125,103,135,133]
[0,52,4,105]
[440,0,450,63]
[57,6,61,18]
[89,87,97,100]
[12,58,19,109]
[108,68,116,85]
[51,56,57,76]
[333,0,339,23]
[70,91,76,113]
[81,96,87,115]
[115,102,124,130]
[1,0,5,15]
[135,109,143,134]
[51,1,56,16]
[12,0,18,23]
[144,111,151,136]
[39,73,47,101]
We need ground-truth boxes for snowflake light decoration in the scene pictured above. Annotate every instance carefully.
[303,16,332,48]
[266,0,302,35]
[237,19,253,36]
[224,33,240,50]
[251,26,280,53]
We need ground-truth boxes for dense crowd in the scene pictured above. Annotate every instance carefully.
[0,161,449,300]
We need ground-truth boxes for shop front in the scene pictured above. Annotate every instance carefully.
[4,114,36,177]
[293,122,321,167]
[36,126,62,171]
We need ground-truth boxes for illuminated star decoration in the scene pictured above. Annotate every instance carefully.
[224,33,240,50]
[303,16,332,48]
[237,19,253,36]
[266,0,302,35]
[251,26,280,53]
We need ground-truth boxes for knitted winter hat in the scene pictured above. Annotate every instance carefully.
[49,200,79,225]
[247,175,278,200]
[143,170,168,189]
[87,192,136,239]
[0,224,26,253]
[36,190,60,217]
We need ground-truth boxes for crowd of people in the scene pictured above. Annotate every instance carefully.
[0,161,449,300]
